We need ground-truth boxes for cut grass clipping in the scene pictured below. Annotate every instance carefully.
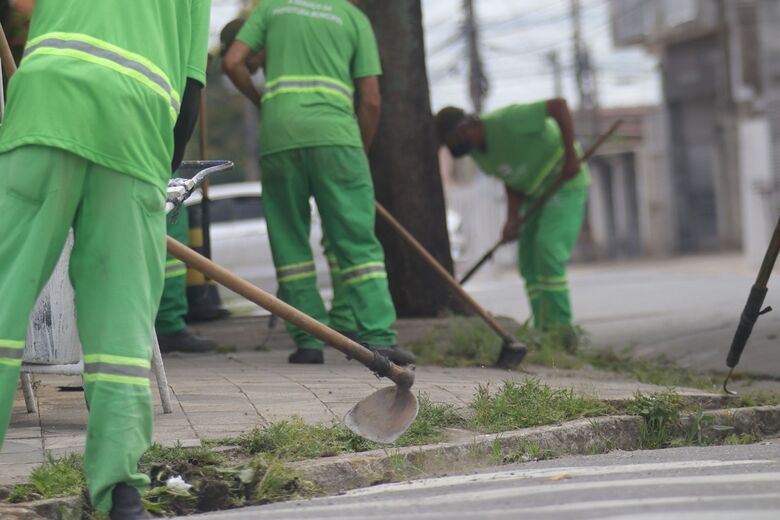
[409,316,720,390]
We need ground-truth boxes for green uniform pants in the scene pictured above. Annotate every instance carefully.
[518,184,587,330]
[0,146,166,513]
[155,210,189,334]
[260,146,396,349]
[322,235,357,335]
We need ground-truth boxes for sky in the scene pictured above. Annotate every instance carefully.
[209,0,661,112]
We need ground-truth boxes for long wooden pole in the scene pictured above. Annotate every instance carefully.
[166,236,416,389]
[374,202,515,344]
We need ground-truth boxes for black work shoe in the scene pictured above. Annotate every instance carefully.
[365,344,416,366]
[157,328,218,353]
[288,348,324,364]
[494,343,528,370]
[110,483,149,520]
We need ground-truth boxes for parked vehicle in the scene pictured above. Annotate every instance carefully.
[186,182,465,314]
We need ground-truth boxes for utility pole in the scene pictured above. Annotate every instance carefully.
[546,50,563,97]
[464,0,488,113]
[570,0,600,141]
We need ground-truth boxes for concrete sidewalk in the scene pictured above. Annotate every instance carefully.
[1,316,719,486]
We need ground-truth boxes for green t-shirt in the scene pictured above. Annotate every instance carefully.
[237,0,382,156]
[470,102,590,198]
[0,0,211,193]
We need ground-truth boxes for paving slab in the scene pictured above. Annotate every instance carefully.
[2,317,722,486]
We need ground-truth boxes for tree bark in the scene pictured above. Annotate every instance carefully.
[361,0,455,317]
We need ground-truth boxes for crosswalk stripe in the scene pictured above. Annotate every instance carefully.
[345,459,775,498]
[261,472,780,516]
[374,493,780,519]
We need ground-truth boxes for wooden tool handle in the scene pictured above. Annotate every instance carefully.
[166,236,415,389]
[374,202,514,343]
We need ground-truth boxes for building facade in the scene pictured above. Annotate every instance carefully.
[611,0,780,264]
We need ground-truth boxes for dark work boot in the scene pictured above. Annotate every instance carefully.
[288,348,324,364]
[157,328,218,354]
[110,483,149,520]
[364,344,416,366]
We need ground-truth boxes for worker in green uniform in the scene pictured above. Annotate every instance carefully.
[155,209,219,353]
[219,16,359,344]
[0,1,211,518]
[435,99,589,332]
[223,0,414,365]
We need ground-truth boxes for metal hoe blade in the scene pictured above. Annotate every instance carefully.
[344,386,419,444]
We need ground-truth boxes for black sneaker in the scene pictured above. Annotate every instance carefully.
[110,483,149,520]
[288,348,324,364]
[157,328,218,353]
[365,344,416,366]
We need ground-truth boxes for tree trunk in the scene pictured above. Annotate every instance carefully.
[361,0,455,317]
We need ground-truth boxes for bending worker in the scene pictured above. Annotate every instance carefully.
[435,100,589,336]
[223,0,414,366]
[0,1,211,518]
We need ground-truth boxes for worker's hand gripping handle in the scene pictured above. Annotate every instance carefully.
[726,286,772,368]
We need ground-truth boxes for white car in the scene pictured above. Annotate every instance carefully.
[186,182,465,314]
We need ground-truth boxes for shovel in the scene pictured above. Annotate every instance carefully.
[165,237,418,443]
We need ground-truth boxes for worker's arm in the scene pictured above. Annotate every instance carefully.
[356,75,381,152]
[171,78,202,172]
[546,98,580,180]
[501,185,525,243]
[223,41,262,108]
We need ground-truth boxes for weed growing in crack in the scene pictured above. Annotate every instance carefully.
[626,391,683,449]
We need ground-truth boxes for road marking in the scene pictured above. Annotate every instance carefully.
[259,471,780,516]
[345,459,775,497]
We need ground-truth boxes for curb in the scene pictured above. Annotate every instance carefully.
[0,496,81,520]
[5,405,780,516]
[293,404,780,494]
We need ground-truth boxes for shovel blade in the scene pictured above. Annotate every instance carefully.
[344,386,418,444]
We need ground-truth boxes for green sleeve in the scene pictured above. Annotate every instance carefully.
[351,14,382,79]
[187,0,212,86]
[502,101,548,134]
[237,3,268,53]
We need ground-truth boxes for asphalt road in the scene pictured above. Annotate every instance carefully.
[188,442,780,520]
[466,255,780,378]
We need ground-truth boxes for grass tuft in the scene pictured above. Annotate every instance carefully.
[625,391,683,449]
[8,453,84,503]
[468,380,612,433]
[236,417,377,460]
[395,394,466,446]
